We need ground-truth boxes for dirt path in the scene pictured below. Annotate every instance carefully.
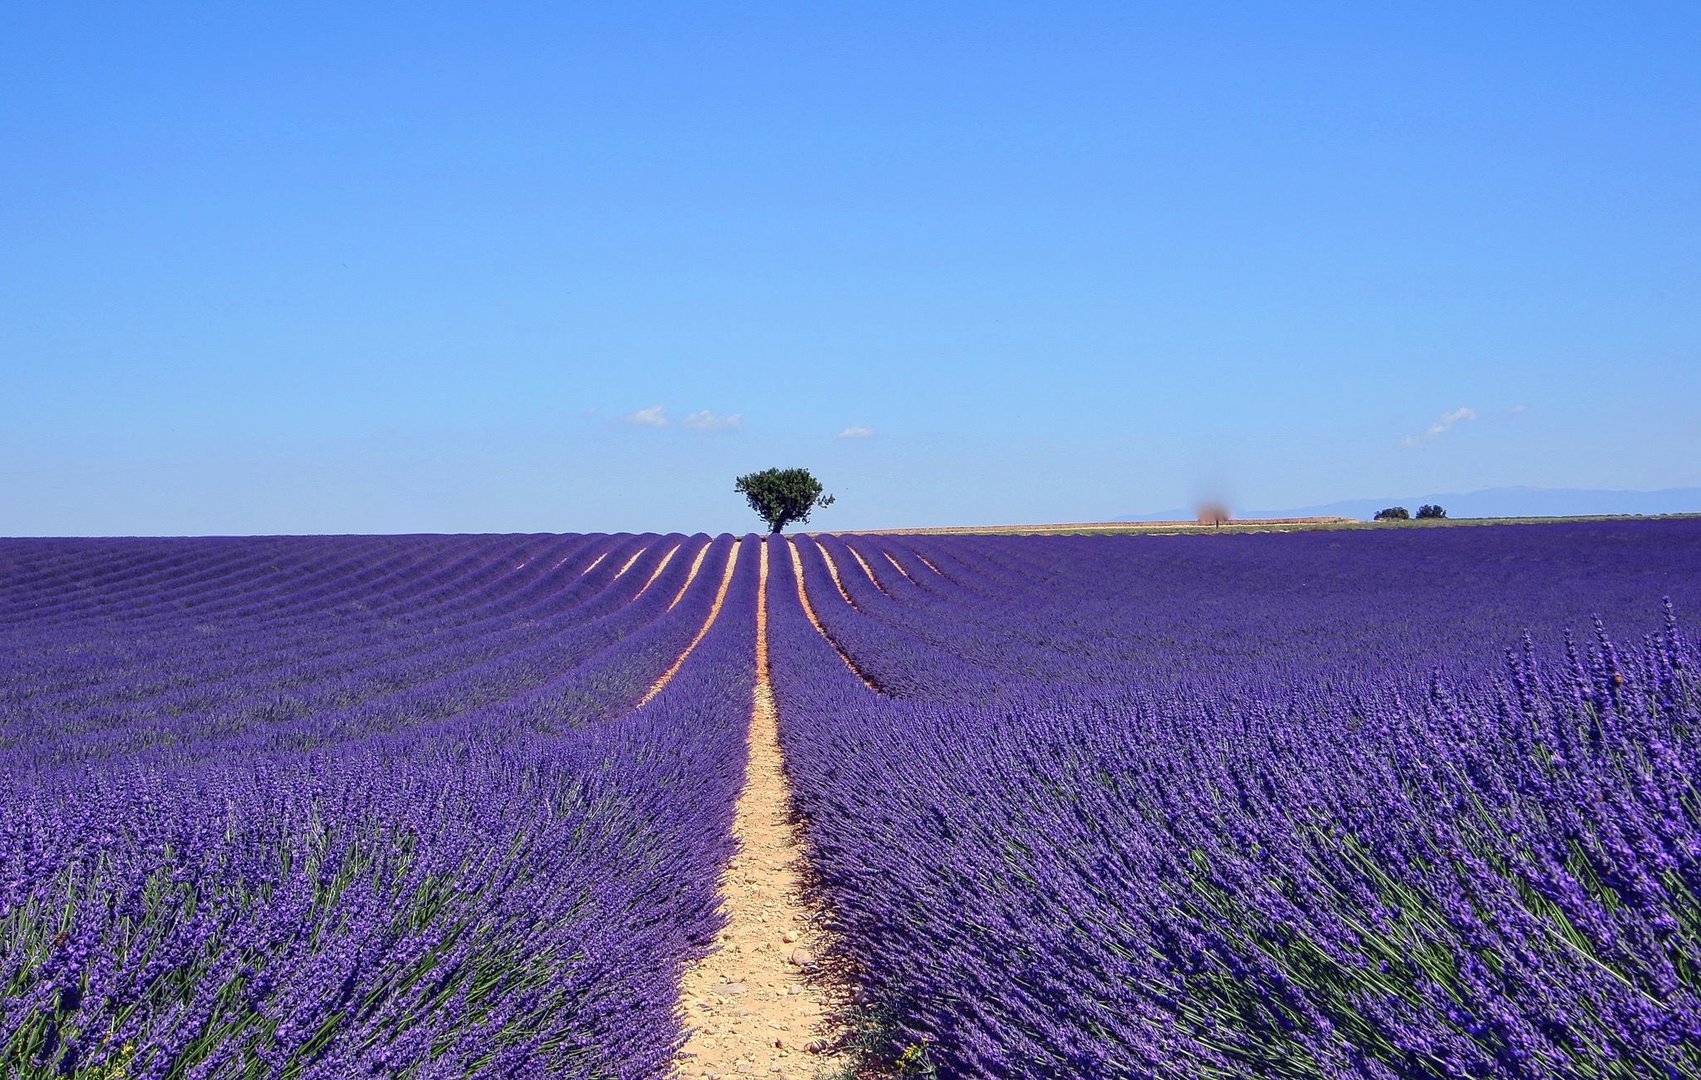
[634,543,683,599]
[579,550,610,575]
[878,550,917,585]
[786,541,877,692]
[840,544,889,596]
[671,540,714,610]
[811,542,858,609]
[675,540,851,1078]
[638,543,739,708]
[613,545,649,579]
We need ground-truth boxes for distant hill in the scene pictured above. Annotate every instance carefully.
[1130,486,1701,523]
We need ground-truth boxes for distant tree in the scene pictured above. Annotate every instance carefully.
[1416,503,1447,520]
[1373,506,1411,521]
[735,468,835,534]
[1195,502,1231,529]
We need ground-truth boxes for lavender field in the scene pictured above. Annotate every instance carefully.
[4,521,1701,1077]
[778,522,1701,1077]
[1,534,756,1077]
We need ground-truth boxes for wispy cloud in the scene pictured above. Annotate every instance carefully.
[625,404,668,427]
[837,425,875,439]
[1508,403,1528,416]
[682,409,742,432]
[1427,406,1477,436]
[1403,406,1477,447]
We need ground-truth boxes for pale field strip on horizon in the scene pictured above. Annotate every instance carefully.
[813,515,1355,536]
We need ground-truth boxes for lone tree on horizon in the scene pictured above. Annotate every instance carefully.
[735,467,835,534]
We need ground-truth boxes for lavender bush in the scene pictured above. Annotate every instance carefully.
[1,533,755,1078]
[771,523,1701,1077]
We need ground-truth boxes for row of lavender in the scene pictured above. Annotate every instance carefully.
[1,534,756,1078]
[771,522,1701,1077]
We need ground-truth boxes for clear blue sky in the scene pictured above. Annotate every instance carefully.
[4,3,1697,534]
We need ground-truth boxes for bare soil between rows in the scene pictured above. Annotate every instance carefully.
[674,542,853,1078]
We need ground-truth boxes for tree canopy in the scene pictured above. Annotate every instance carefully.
[734,468,835,534]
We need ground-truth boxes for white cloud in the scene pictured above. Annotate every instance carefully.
[1508,403,1528,415]
[1426,406,1477,436]
[626,405,668,427]
[837,425,875,439]
[682,409,742,431]
[1403,406,1477,447]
